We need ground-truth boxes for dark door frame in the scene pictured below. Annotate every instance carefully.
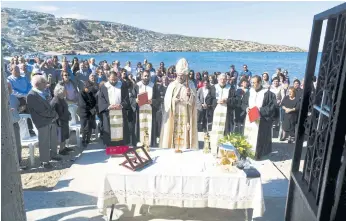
[285,3,346,221]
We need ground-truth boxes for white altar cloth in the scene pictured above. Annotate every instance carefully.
[97,149,265,219]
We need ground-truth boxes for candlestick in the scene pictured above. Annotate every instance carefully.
[203,132,210,154]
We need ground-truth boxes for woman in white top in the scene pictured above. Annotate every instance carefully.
[124,61,132,75]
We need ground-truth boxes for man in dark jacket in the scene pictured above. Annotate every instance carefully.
[79,80,97,147]
[27,75,61,169]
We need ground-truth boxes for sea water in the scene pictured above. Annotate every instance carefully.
[65,52,322,80]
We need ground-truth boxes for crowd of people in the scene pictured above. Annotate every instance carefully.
[6,54,315,168]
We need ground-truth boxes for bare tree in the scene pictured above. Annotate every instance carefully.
[1,53,27,220]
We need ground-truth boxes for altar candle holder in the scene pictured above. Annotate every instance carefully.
[203,132,211,154]
[175,135,183,153]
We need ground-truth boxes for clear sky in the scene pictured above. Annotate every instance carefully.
[1,1,343,50]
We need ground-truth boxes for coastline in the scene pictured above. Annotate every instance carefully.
[40,50,308,57]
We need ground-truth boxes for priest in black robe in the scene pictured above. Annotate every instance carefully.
[98,71,130,146]
[210,74,237,135]
[127,79,138,146]
[133,70,160,147]
[242,75,276,160]
[155,76,169,139]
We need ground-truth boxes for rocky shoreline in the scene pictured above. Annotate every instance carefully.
[2,8,306,56]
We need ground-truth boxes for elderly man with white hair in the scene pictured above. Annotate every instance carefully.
[159,58,198,151]
[27,75,61,169]
[89,58,98,74]
[209,73,237,156]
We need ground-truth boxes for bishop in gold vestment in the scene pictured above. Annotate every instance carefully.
[159,58,198,150]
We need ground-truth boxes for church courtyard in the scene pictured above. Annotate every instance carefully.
[23,132,293,221]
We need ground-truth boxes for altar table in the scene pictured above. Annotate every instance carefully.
[97,149,265,219]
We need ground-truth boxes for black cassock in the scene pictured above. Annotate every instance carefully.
[155,84,168,137]
[133,82,160,147]
[210,85,237,135]
[242,87,277,160]
[127,81,138,146]
[234,88,248,134]
[98,82,130,146]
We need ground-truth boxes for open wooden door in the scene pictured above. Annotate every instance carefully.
[285,3,346,221]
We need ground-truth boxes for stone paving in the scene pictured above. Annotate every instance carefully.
[24,133,291,221]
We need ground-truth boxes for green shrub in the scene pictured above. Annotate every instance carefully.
[218,133,255,159]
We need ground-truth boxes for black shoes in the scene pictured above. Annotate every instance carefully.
[288,136,295,144]
[59,148,69,155]
[51,155,62,161]
[19,165,27,170]
[82,141,88,148]
[41,162,53,169]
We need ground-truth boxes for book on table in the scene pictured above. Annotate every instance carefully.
[137,92,148,107]
[248,106,260,123]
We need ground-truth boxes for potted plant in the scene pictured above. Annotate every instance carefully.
[218,133,255,159]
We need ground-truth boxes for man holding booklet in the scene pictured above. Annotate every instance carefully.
[243,75,276,160]
[134,70,160,147]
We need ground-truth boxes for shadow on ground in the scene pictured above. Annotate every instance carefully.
[265,141,295,162]
[113,206,254,221]
[24,191,97,212]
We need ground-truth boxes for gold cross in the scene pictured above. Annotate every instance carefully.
[175,135,184,147]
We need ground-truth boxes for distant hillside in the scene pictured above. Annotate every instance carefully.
[1,7,305,56]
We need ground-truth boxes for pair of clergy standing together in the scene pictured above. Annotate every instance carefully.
[203,73,276,160]
[98,58,276,160]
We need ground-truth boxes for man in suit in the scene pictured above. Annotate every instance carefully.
[196,79,213,132]
[27,75,61,169]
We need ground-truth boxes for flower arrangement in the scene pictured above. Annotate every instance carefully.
[218,133,255,159]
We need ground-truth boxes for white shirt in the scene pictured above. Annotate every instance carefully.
[124,66,132,74]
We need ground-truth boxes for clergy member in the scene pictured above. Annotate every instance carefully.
[98,71,130,146]
[159,58,198,150]
[210,73,237,155]
[156,76,169,142]
[243,75,276,159]
[134,70,159,147]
